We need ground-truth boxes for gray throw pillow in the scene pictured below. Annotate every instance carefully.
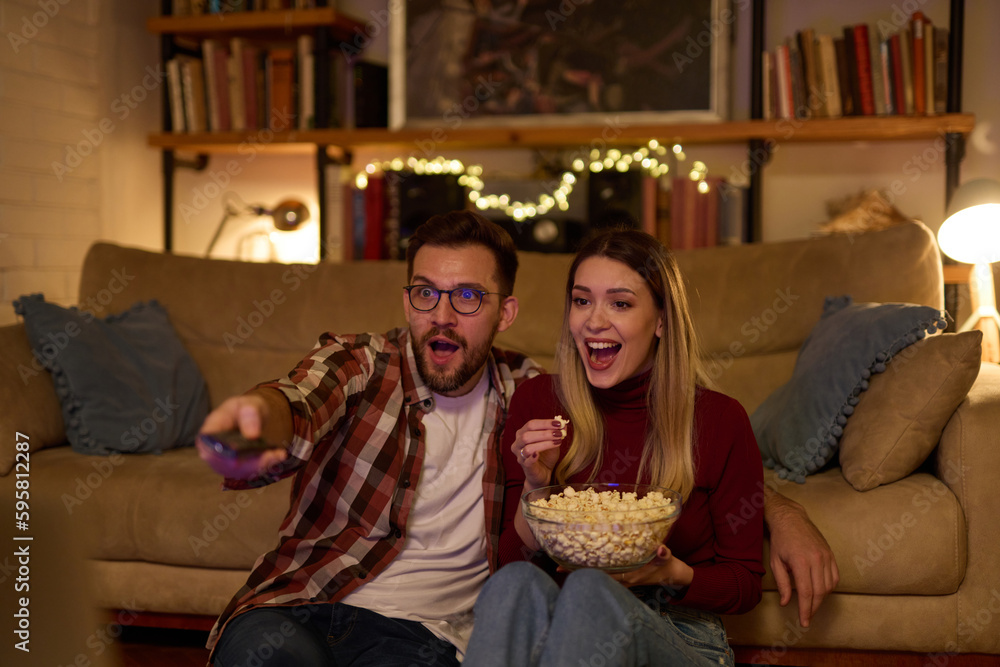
[750,295,947,483]
[13,294,210,456]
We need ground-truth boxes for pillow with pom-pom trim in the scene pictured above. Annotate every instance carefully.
[750,296,948,483]
[838,330,981,491]
[13,294,210,456]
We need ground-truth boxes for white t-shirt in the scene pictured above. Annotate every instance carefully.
[340,369,491,658]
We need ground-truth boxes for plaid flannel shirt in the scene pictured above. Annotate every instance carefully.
[206,327,541,651]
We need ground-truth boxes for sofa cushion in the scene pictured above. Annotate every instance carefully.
[750,296,947,482]
[29,446,289,569]
[760,468,966,596]
[839,331,982,491]
[13,294,210,456]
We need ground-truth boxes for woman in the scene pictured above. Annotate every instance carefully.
[464,229,764,667]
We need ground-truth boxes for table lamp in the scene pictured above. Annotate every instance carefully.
[206,197,311,257]
[937,178,1000,362]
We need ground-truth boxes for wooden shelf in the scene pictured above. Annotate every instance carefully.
[148,113,976,154]
[146,7,362,40]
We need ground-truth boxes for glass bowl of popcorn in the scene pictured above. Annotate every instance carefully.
[521,483,681,573]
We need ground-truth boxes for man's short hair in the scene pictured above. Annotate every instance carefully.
[405,210,519,295]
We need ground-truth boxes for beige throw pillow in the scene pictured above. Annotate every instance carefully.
[839,331,982,491]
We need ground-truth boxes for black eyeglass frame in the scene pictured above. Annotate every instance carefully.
[403,285,508,315]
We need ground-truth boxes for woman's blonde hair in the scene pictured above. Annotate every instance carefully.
[553,229,707,501]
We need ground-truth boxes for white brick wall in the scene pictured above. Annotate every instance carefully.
[0,0,102,326]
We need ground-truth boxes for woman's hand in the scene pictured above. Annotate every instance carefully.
[511,418,566,489]
[617,545,693,590]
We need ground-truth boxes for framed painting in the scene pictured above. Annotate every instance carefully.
[389,0,732,129]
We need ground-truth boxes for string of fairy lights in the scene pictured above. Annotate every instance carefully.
[354,140,713,222]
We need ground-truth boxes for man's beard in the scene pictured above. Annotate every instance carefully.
[413,326,498,394]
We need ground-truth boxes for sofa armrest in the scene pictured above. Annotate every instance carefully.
[936,362,1000,653]
[0,324,66,476]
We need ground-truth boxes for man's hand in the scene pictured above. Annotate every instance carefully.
[196,390,291,480]
[764,486,839,628]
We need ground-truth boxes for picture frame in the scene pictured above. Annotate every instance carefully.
[389,0,731,130]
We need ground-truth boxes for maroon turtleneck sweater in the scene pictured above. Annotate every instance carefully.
[497,372,764,615]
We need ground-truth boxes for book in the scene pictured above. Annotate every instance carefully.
[363,174,385,260]
[228,38,247,131]
[241,42,259,130]
[880,38,895,115]
[383,172,401,260]
[323,163,346,262]
[165,58,186,132]
[852,24,876,116]
[889,33,906,115]
[179,55,207,133]
[201,39,231,132]
[834,36,854,116]
[787,37,805,118]
[899,26,915,114]
[641,176,658,236]
[923,18,935,115]
[797,28,819,117]
[669,178,691,251]
[775,43,794,120]
[718,181,749,246]
[353,61,389,128]
[912,12,926,114]
[267,47,295,130]
[842,27,861,116]
[868,27,886,115]
[697,177,722,248]
[933,27,949,113]
[816,34,842,118]
[352,186,366,260]
[297,35,315,130]
[761,51,774,120]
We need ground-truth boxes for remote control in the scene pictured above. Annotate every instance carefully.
[200,430,276,459]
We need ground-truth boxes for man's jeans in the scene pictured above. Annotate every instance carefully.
[213,601,460,667]
[463,562,735,667]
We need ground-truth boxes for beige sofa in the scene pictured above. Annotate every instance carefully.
[2,221,998,659]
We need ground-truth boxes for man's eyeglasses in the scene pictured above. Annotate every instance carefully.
[404,285,506,315]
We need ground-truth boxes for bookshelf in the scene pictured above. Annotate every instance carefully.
[148,114,976,153]
[148,3,365,257]
[148,0,973,262]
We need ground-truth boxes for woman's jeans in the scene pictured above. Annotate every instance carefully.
[463,562,735,667]
[212,601,460,667]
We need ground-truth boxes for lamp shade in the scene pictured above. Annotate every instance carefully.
[938,178,1000,264]
[268,200,310,231]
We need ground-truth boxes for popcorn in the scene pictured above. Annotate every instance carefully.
[525,486,678,570]
[554,415,570,438]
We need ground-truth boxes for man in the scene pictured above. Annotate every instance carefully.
[200,211,837,666]
[201,210,533,666]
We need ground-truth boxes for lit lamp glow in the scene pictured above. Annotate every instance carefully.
[937,178,1000,362]
[206,197,311,259]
